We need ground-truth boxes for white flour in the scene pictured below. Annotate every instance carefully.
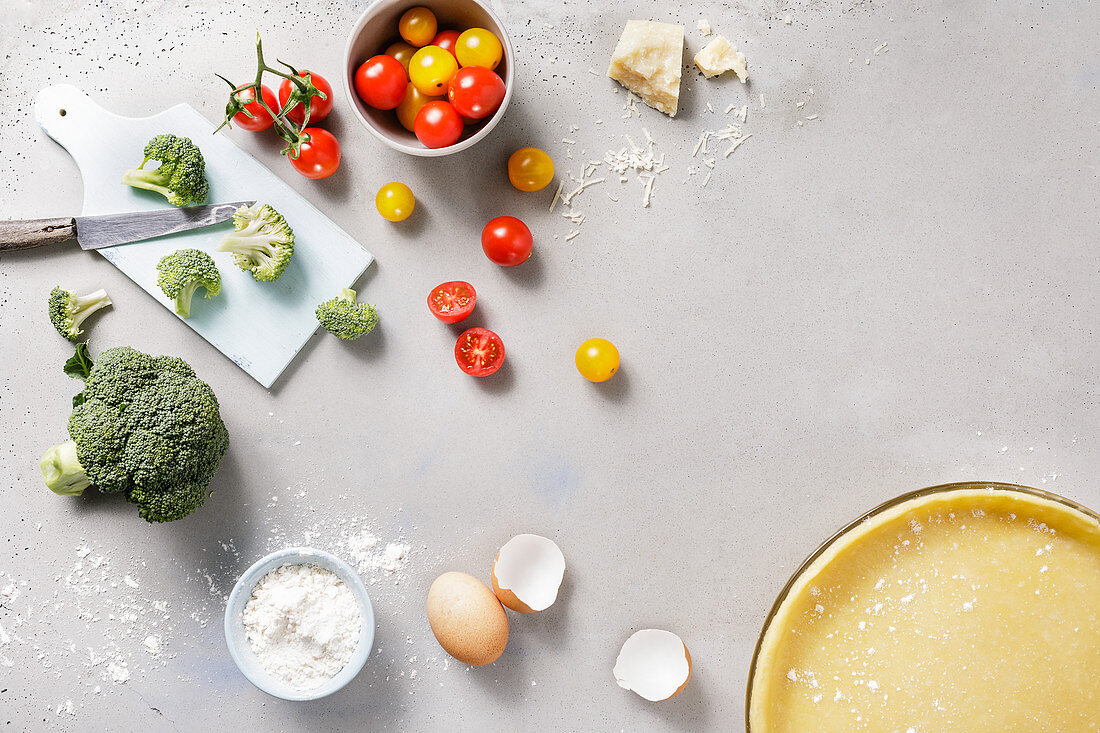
[242,564,361,690]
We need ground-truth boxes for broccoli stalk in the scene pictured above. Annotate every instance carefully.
[39,346,230,523]
[40,440,91,496]
[48,286,113,341]
[316,287,378,340]
[121,134,209,207]
[216,203,295,282]
[156,249,221,318]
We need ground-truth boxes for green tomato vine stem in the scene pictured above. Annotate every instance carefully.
[214,34,330,157]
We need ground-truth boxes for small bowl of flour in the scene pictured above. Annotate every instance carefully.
[225,548,375,700]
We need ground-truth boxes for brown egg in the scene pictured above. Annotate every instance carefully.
[427,571,509,666]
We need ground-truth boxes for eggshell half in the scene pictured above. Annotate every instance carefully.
[490,534,566,613]
[427,571,509,666]
[613,629,692,701]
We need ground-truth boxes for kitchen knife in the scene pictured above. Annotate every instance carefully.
[0,201,253,252]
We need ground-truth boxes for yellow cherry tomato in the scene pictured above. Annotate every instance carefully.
[408,45,459,96]
[508,147,555,192]
[398,6,437,47]
[376,182,415,222]
[575,338,620,382]
[385,41,417,73]
[455,28,503,69]
[396,82,441,132]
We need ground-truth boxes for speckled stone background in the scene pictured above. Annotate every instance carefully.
[1,0,1097,730]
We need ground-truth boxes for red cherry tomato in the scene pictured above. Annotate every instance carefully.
[432,30,461,59]
[413,100,464,149]
[231,85,278,131]
[446,66,506,120]
[289,128,340,179]
[428,281,476,324]
[278,71,334,126]
[481,216,532,266]
[455,327,504,377]
[354,55,408,110]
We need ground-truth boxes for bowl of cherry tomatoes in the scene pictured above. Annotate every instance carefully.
[343,0,514,156]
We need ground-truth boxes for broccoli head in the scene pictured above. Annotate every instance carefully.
[39,346,230,523]
[48,286,112,341]
[121,134,209,207]
[216,203,295,282]
[316,288,378,340]
[156,249,221,318]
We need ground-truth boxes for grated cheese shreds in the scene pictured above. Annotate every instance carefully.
[604,132,668,207]
[724,133,752,157]
[642,175,655,208]
[702,171,712,187]
[692,131,709,157]
[548,181,564,213]
[562,178,606,206]
[565,230,581,242]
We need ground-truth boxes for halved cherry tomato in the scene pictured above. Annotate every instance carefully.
[575,338,620,382]
[481,216,532,266]
[432,29,461,59]
[278,70,333,126]
[355,55,408,110]
[414,101,463,149]
[289,128,340,179]
[447,66,505,120]
[231,85,278,131]
[399,6,437,47]
[428,281,476,324]
[455,327,504,376]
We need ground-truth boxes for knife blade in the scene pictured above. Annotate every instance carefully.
[0,202,253,252]
[76,202,253,250]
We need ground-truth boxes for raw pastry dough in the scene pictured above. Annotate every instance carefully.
[749,487,1100,732]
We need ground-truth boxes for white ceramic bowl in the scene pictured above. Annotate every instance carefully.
[343,0,515,157]
[224,547,375,701]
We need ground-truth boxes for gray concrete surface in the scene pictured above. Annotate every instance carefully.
[1,0,1097,730]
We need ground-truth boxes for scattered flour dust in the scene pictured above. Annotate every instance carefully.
[345,530,411,582]
[243,564,361,690]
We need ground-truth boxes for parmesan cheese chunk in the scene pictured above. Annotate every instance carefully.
[607,20,684,117]
[694,35,748,82]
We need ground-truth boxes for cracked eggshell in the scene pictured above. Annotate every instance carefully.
[490,534,566,613]
[613,629,692,701]
[427,571,509,666]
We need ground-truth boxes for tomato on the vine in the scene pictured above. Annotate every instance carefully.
[455,327,504,377]
[575,338,620,382]
[231,85,278,131]
[508,147,555,192]
[278,70,333,126]
[455,28,503,69]
[414,101,463,149]
[432,30,461,59]
[446,66,505,120]
[355,55,408,110]
[376,181,415,222]
[428,281,476,324]
[399,6,437,47]
[481,216,532,266]
[289,128,340,179]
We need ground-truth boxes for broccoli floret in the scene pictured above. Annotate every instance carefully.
[216,203,295,282]
[316,288,378,340]
[48,286,112,341]
[39,345,230,523]
[156,249,221,318]
[121,134,209,207]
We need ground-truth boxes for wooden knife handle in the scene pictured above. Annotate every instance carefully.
[0,217,77,251]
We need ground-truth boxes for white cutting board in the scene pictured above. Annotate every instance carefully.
[34,84,374,388]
